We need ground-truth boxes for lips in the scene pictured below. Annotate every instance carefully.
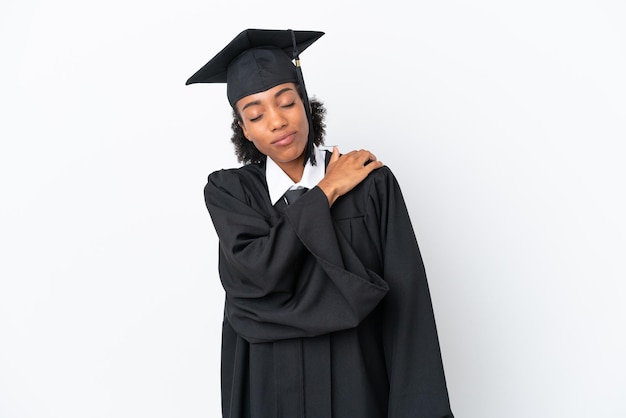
[271,132,296,147]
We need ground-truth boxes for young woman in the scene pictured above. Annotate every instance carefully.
[187,28,454,418]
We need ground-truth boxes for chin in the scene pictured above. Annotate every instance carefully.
[278,144,307,161]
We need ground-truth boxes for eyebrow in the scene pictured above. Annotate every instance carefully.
[240,87,295,112]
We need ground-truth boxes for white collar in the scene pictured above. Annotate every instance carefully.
[266,147,327,205]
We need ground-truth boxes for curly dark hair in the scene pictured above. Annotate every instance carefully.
[230,91,327,164]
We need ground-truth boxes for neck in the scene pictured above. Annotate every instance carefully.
[275,155,305,183]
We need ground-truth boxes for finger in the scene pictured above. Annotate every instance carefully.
[363,151,377,166]
[365,159,384,171]
[330,146,340,163]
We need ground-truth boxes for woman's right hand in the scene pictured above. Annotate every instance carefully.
[317,146,383,207]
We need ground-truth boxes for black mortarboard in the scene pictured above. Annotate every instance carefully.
[185,29,324,105]
[186,28,325,165]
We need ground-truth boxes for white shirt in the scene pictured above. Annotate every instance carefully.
[265,146,328,205]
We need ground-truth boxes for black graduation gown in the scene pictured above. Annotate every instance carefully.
[204,155,454,418]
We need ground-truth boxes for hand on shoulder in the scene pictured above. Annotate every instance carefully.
[317,146,384,206]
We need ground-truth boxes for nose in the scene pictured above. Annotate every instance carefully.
[267,107,287,131]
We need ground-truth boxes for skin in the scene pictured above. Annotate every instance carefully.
[237,82,383,207]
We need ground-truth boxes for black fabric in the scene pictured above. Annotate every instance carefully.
[185,29,324,106]
[225,47,296,106]
[204,153,454,418]
[283,187,309,205]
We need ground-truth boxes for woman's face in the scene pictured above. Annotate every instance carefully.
[236,82,309,169]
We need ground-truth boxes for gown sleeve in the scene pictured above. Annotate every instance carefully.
[204,168,389,343]
[369,168,454,418]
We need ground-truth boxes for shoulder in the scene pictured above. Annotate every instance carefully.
[361,164,407,210]
[205,162,269,207]
[207,163,265,189]
[370,164,396,180]
[364,164,401,193]
[332,165,401,215]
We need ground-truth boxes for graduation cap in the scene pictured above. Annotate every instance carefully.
[186,28,325,165]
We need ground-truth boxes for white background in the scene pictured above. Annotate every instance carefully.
[1,0,625,417]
